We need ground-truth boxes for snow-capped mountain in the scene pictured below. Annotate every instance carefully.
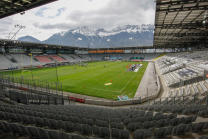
[18,35,40,43]
[18,24,154,48]
[58,24,153,37]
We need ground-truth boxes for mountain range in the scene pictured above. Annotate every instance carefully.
[18,24,154,48]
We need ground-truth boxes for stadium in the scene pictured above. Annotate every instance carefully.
[0,0,208,139]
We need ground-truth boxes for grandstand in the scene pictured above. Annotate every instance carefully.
[10,54,41,66]
[1,0,208,139]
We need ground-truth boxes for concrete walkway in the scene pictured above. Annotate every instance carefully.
[134,62,157,98]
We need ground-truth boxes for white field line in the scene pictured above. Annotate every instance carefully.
[84,67,127,87]
[119,72,138,93]
[119,66,143,93]
[70,66,125,86]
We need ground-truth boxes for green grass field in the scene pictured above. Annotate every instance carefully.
[0,61,148,99]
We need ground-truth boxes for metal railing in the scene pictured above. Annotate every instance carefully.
[0,74,161,106]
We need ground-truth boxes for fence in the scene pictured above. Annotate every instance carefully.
[0,75,161,106]
[0,75,71,105]
[78,76,161,106]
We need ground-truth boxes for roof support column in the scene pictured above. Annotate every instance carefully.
[4,46,9,53]
[26,47,31,54]
[42,48,46,54]
[56,48,59,54]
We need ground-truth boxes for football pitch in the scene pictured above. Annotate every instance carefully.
[0,61,148,99]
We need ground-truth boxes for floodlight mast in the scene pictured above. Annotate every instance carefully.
[6,24,16,39]
[6,24,25,40]
[11,25,25,40]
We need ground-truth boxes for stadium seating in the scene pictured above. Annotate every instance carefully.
[0,99,208,139]
[35,55,54,63]
[47,55,68,62]
[10,54,41,66]
[0,54,19,70]
[2,50,208,139]
[61,54,86,62]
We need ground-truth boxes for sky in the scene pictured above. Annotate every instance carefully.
[0,0,156,41]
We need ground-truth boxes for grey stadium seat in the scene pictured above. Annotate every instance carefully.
[83,124,92,135]
[156,119,166,128]
[173,124,192,135]
[0,111,7,120]
[58,120,67,131]
[8,123,23,136]
[39,128,50,139]
[111,122,124,130]
[93,125,100,137]
[62,132,84,139]
[35,117,45,127]
[101,127,110,138]
[8,113,18,122]
[121,130,129,139]
[65,121,75,132]
[133,129,152,139]
[170,118,184,126]
[118,123,124,130]
[19,125,31,137]
[111,128,129,139]
[111,128,119,139]
[74,117,81,123]
[142,121,156,129]
[2,121,13,133]
[75,123,83,134]
[27,126,42,139]
[154,126,173,138]
[61,115,68,121]
[21,114,31,124]
[48,119,59,129]
[123,118,131,125]
[0,121,7,133]
[47,129,62,139]
[127,122,141,132]
[191,122,208,133]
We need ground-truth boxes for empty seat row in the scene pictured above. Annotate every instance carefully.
[0,120,90,139]
[198,107,208,116]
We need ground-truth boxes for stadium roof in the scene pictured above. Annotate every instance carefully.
[0,0,57,19]
[0,39,154,51]
[154,0,208,49]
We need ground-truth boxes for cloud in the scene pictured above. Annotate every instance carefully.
[0,0,156,41]
[0,17,15,39]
